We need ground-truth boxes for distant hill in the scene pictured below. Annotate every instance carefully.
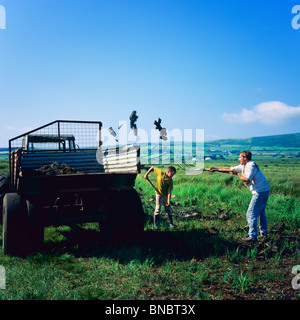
[250,133,300,148]
[1,132,299,163]
[206,132,300,148]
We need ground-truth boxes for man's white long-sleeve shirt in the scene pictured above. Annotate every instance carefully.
[231,161,270,194]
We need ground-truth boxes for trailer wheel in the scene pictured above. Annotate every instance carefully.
[100,189,144,244]
[0,175,8,195]
[2,193,28,256]
[27,200,44,253]
[122,189,144,242]
[0,175,9,224]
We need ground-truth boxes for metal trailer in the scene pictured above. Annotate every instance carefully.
[2,120,144,256]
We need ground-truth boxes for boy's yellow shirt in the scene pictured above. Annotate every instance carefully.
[153,167,173,196]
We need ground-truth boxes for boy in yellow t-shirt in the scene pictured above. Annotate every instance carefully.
[144,166,176,228]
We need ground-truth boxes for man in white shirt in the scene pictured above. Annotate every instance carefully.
[210,150,270,242]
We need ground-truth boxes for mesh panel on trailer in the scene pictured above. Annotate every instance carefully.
[9,120,102,152]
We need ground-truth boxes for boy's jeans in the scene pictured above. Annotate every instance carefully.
[246,191,269,239]
[154,194,172,216]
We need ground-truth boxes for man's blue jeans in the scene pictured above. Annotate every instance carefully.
[246,191,269,239]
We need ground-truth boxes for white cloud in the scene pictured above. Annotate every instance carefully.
[222,101,300,125]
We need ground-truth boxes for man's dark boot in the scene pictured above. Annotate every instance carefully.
[241,236,257,243]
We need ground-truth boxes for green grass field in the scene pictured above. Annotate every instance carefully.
[0,158,299,300]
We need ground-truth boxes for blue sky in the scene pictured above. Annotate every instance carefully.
[0,0,300,146]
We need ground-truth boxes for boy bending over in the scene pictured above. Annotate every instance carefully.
[144,166,176,228]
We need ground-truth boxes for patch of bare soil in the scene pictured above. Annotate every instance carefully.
[142,216,299,300]
[212,223,299,300]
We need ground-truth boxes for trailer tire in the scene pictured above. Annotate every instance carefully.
[2,193,28,256]
[27,200,44,253]
[0,175,8,194]
[0,175,9,224]
[100,189,144,244]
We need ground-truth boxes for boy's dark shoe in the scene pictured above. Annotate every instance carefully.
[153,214,160,229]
[168,215,175,228]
